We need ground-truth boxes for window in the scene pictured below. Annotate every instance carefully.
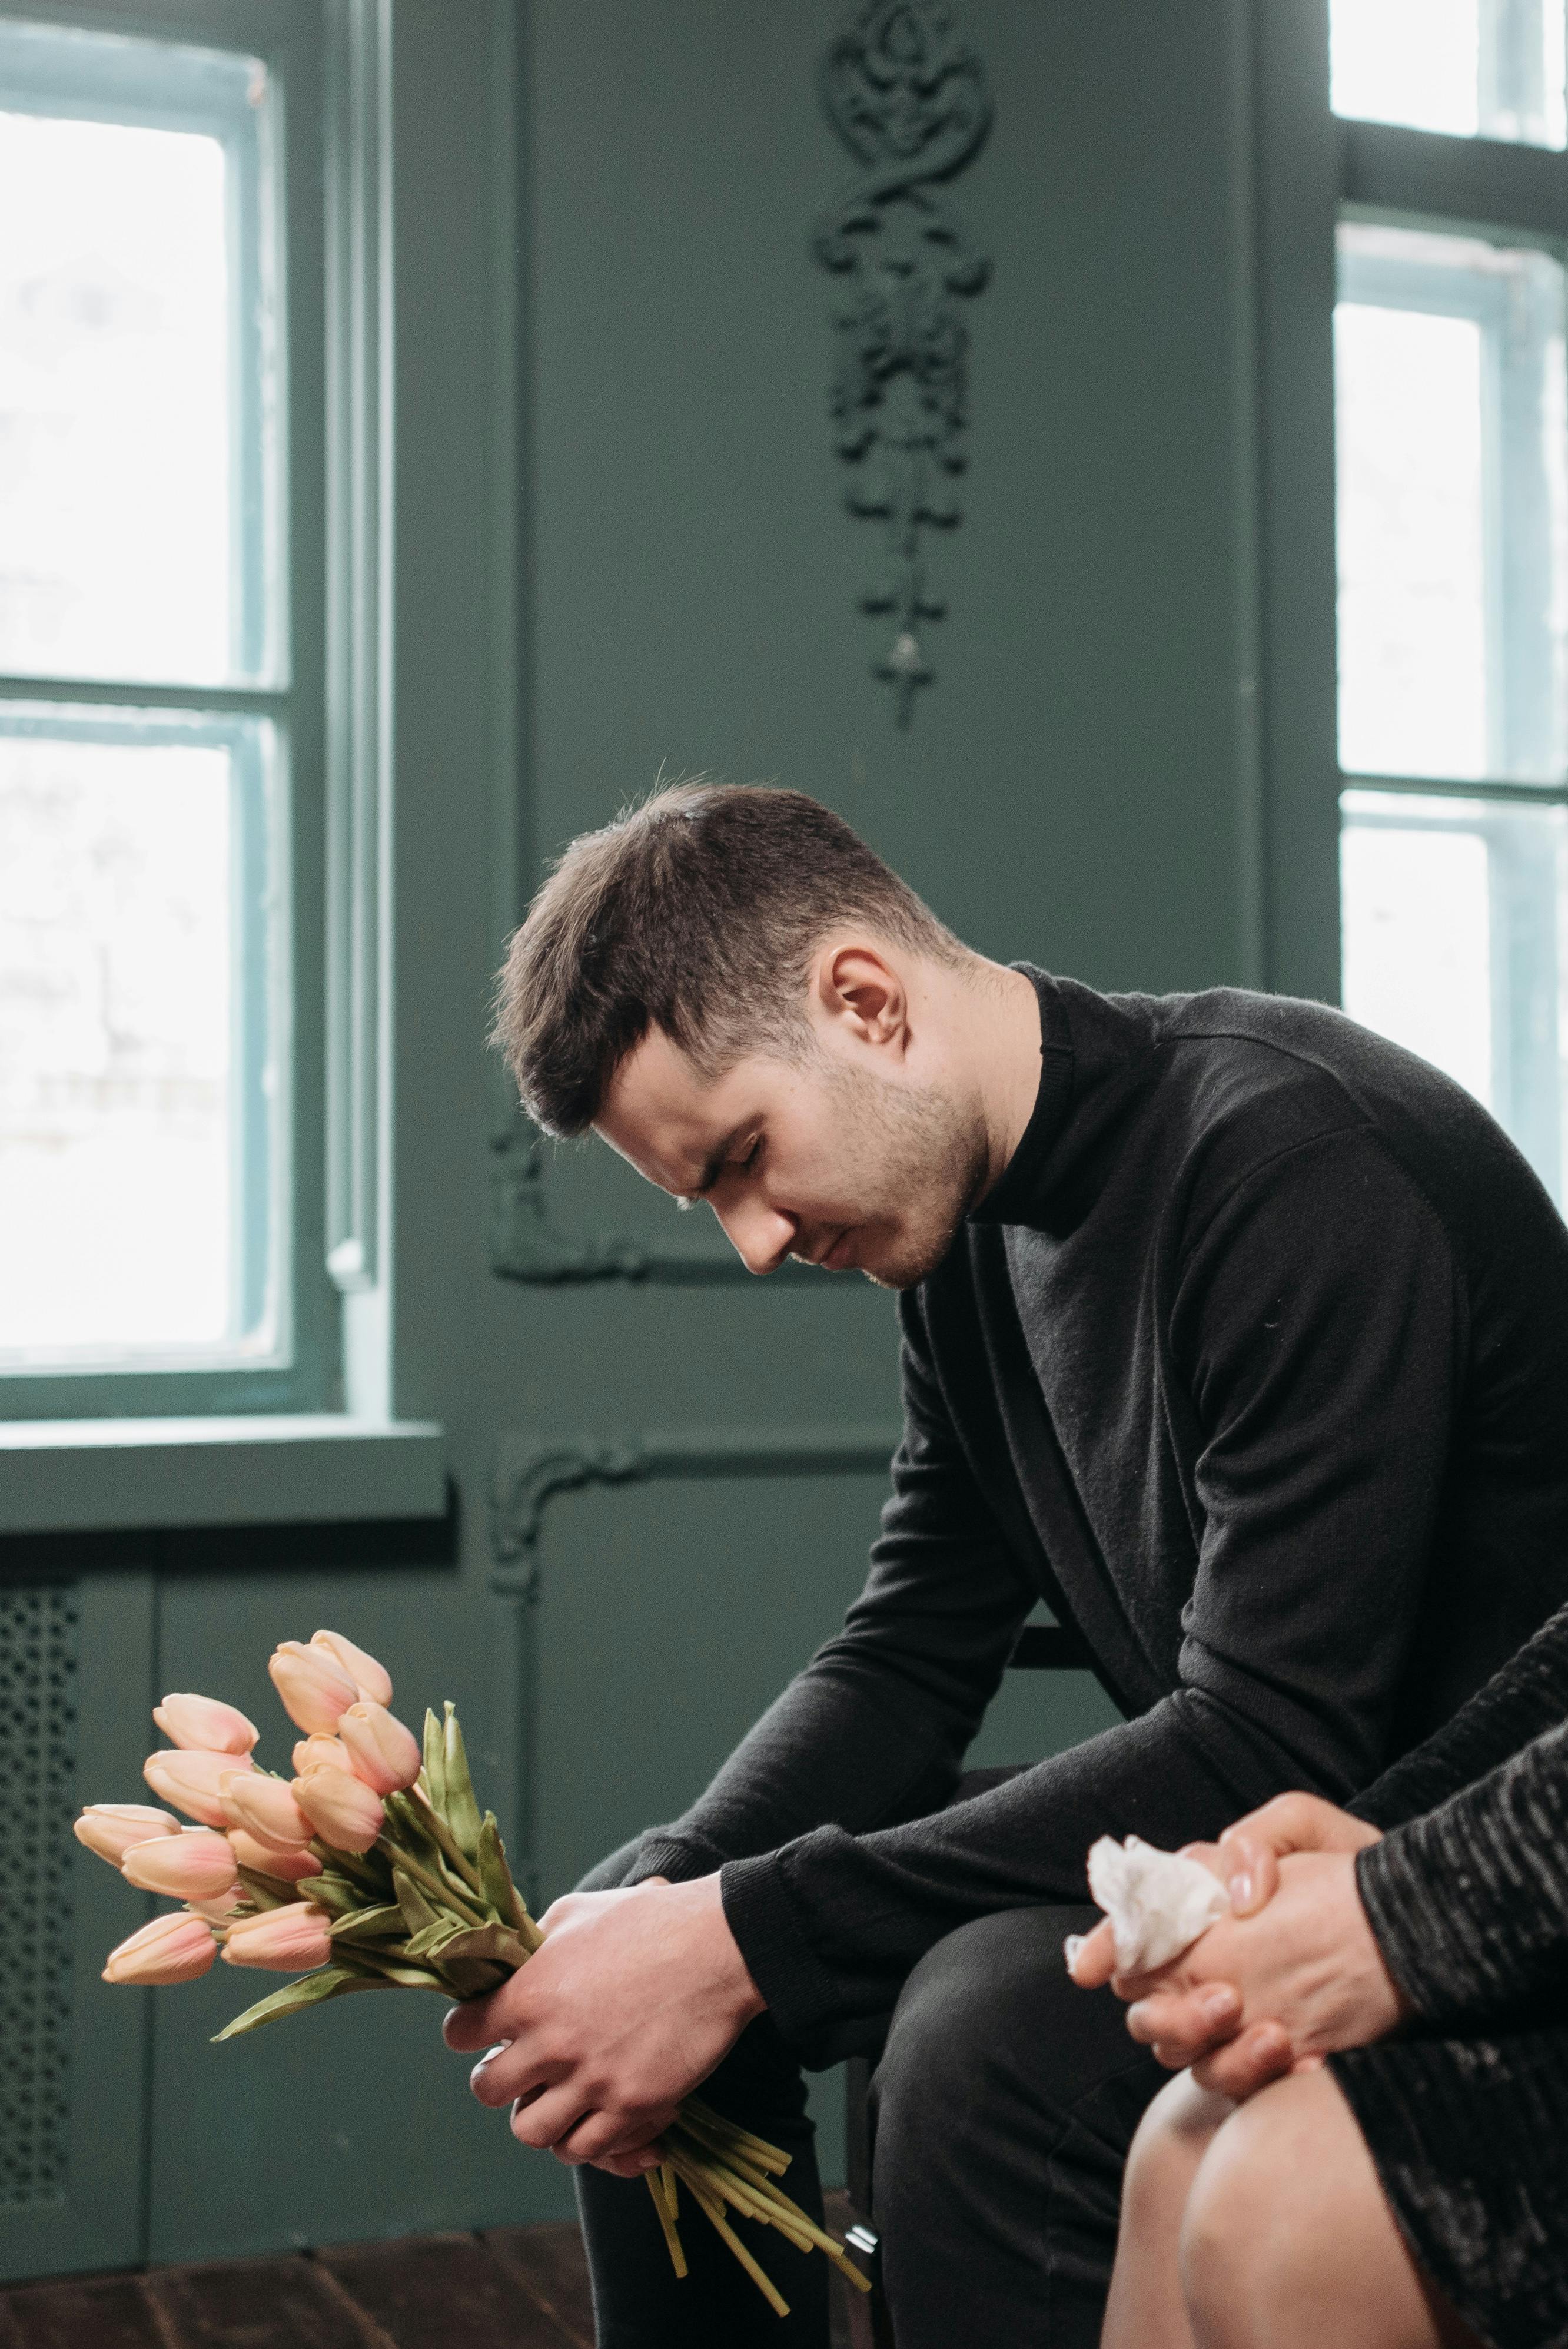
[1331,0,1568,1207]
[0,6,329,1411]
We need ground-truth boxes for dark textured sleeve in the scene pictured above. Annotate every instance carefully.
[721,1131,1467,2052]
[623,1292,1037,1890]
[1357,1706,1568,2026]
[1351,1600,1568,1832]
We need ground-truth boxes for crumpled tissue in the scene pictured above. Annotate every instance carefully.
[1078,1834,1231,1974]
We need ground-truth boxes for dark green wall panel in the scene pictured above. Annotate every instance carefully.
[22,0,1268,2277]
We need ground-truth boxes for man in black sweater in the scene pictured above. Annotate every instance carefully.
[451,782,1568,2347]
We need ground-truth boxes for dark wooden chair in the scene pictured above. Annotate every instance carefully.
[838,1620,1098,2349]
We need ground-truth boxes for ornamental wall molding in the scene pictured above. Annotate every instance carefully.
[488,1125,809,1285]
[487,1425,898,1899]
[814,0,993,724]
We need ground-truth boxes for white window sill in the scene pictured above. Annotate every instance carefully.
[0,1415,447,1536]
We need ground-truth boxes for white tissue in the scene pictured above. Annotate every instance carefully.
[1085,1834,1230,1974]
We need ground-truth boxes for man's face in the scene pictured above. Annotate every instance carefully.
[595,1019,988,1289]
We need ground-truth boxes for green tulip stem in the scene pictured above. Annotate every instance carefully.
[374,1836,487,1927]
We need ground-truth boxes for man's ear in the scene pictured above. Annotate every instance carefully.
[813,942,910,1055]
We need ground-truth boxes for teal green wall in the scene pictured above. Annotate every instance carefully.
[4,0,1269,2280]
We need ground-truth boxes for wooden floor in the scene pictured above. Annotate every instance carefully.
[0,2198,862,2349]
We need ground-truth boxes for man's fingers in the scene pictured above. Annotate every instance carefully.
[592,2146,666,2179]
[1124,1982,1241,2056]
[551,2108,673,2170]
[1065,1917,1118,1988]
[468,2041,559,2111]
[444,1997,510,2054]
[1190,2020,1294,2100]
[510,2087,597,2152]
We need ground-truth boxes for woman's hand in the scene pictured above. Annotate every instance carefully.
[1068,1795,1404,2098]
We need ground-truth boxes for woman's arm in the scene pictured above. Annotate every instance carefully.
[1352,1597,1568,1832]
[1356,1711,1568,2026]
[1077,1709,1568,2090]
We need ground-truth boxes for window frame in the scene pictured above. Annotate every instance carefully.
[0,0,334,1418]
[1255,5,1568,1058]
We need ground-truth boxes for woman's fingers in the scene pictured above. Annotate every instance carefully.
[1124,1980,1241,2058]
[1065,1916,1119,1987]
[1214,1829,1280,1916]
[1190,2019,1295,2100]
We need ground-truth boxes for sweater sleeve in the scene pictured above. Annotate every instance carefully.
[721,1130,1467,2052]
[1356,1708,1568,2026]
[1351,1599,1568,1832]
[622,1292,1038,1890]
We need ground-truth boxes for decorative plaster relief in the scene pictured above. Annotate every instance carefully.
[488,1427,897,1898]
[489,1126,810,1284]
[815,0,993,723]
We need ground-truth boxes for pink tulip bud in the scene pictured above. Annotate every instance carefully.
[151,1693,259,1756]
[144,1747,256,1829]
[337,1701,423,1796]
[75,1804,180,1865]
[120,1830,240,1902]
[103,1911,217,1985]
[228,1829,322,1883]
[293,1734,353,1776]
[268,1640,358,1735]
[310,1628,394,1707]
[293,1764,384,1853]
[185,1892,245,1922]
[218,1771,313,1849]
[221,1904,334,1972]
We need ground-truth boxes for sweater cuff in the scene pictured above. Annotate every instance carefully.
[1354,1826,1497,2025]
[624,1833,726,1887]
[720,1853,843,2046]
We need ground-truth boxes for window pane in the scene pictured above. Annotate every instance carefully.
[1336,224,1568,784]
[0,23,274,683]
[1331,0,1568,148]
[1343,789,1568,1203]
[0,711,280,1368]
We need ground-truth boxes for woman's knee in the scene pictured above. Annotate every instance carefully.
[1178,2069,1414,2349]
[1121,2072,1233,2236]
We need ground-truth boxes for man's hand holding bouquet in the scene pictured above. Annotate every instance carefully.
[76,1628,868,2320]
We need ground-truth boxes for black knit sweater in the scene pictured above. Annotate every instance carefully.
[632,976,1568,2057]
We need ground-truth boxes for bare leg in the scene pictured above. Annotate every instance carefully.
[1101,2072,1234,2349]
[1180,2068,1483,2349]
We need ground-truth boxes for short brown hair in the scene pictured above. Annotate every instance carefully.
[492,781,964,1136]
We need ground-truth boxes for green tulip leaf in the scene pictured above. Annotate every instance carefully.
[327,1903,406,1945]
[421,1708,446,1813]
[441,1704,483,1860]
[393,1867,440,1936]
[436,1955,510,1999]
[436,1920,533,1972]
[476,1814,520,1919]
[212,1965,388,2041]
[299,1872,363,1919]
[233,1864,295,1912]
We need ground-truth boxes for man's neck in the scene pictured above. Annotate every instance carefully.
[961,961,1044,1200]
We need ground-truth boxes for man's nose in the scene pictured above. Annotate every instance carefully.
[714,1195,797,1275]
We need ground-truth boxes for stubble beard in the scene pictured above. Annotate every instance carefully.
[822,1060,991,1292]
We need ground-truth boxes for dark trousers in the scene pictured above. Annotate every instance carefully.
[573,1854,1166,2347]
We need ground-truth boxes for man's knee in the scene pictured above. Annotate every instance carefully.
[871,1905,1142,2172]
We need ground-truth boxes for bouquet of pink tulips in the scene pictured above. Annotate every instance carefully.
[75,1628,868,2321]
